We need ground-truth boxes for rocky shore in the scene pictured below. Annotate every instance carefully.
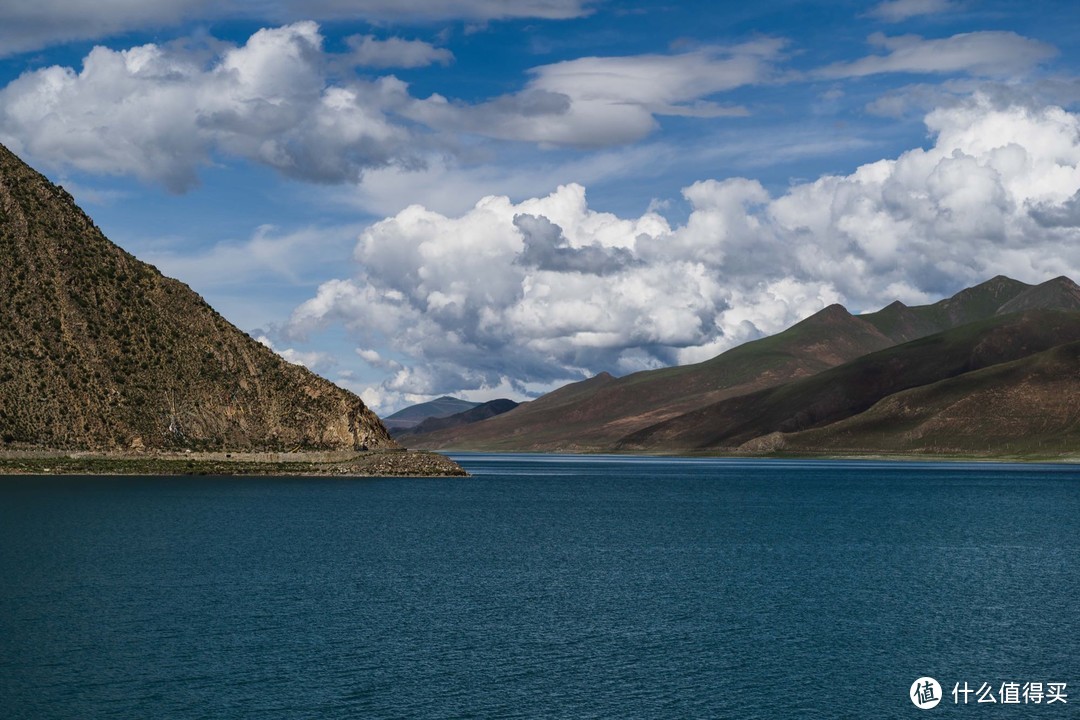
[0,449,468,477]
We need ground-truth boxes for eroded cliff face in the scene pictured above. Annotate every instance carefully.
[0,142,396,452]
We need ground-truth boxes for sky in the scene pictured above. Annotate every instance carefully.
[1,0,1079,413]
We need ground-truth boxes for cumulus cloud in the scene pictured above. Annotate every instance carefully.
[288,95,1080,399]
[344,35,453,68]
[866,0,958,22]
[1030,190,1080,228]
[0,22,419,191]
[515,214,637,275]
[406,40,782,147]
[0,25,781,190]
[819,31,1057,79]
[0,0,593,57]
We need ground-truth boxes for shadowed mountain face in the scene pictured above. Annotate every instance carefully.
[777,341,1080,455]
[618,309,1080,452]
[0,143,395,452]
[408,275,1080,457]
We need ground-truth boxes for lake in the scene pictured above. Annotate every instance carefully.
[1,454,1077,718]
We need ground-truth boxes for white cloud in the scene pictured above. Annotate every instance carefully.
[356,347,403,371]
[288,95,1080,398]
[140,223,363,288]
[406,40,783,147]
[257,0,594,22]
[336,143,675,216]
[527,40,779,115]
[0,0,205,57]
[0,25,782,192]
[356,348,385,365]
[0,0,593,57]
[819,31,1057,79]
[0,22,417,191]
[866,0,958,22]
[256,335,334,372]
[344,35,453,68]
[867,77,1080,119]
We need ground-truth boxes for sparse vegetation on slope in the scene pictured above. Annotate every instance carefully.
[776,341,1080,456]
[618,309,1080,452]
[0,143,395,453]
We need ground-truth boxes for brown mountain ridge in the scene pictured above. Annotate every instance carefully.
[0,142,396,454]
[408,276,1080,458]
[775,340,1080,456]
[618,307,1080,452]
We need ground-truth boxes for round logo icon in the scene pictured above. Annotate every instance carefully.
[911,677,942,709]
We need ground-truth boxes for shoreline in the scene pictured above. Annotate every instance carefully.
[427,447,1080,465]
[0,449,469,477]
[5,447,1077,475]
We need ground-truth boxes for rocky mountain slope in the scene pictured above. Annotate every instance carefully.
[0,143,395,453]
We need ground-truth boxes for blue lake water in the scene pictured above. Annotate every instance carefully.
[1,454,1077,718]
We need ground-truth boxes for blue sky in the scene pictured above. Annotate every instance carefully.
[2,0,1080,412]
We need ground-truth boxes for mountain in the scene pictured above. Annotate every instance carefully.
[408,275,1080,457]
[406,305,902,451]
[406,276,1048,453]
[995,276,1080,315]
[860,274,1029,342]
[773,340,1080,456]
[396,399,519,439]
[618,309,1080,452]
[383,396,481,432]
[0,142,395,453]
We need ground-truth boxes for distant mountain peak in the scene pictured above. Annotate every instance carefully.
[383,396,482,431]
[996,274,1080,315]
[799,303,854,325]
[1047,275,1080,289]
[397,398,520,440]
